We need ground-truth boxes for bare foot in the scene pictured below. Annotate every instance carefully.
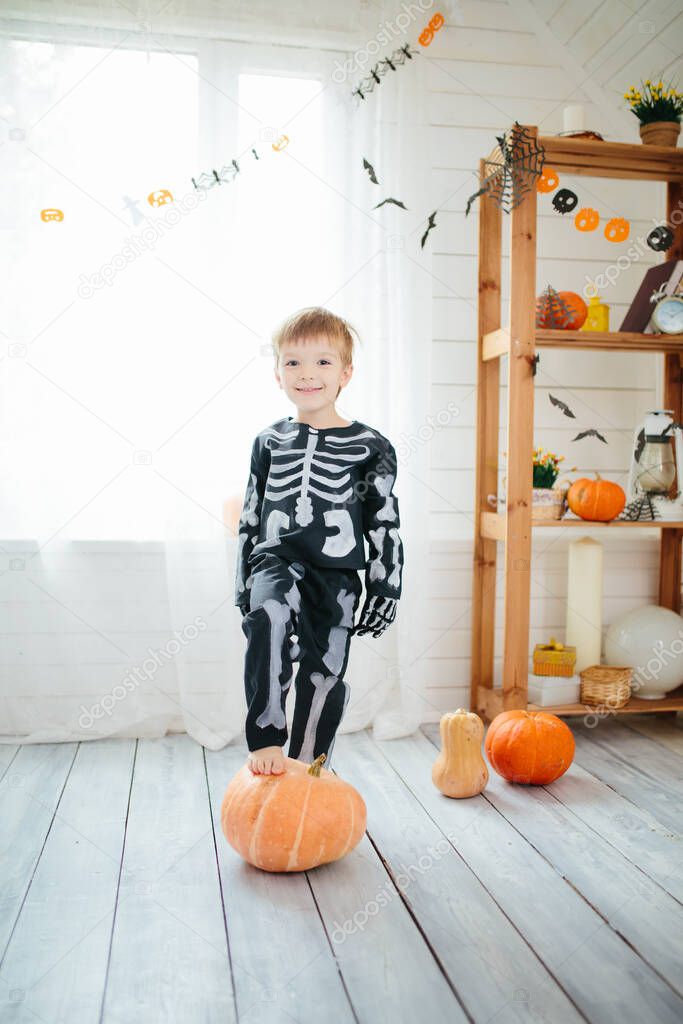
[247,745,286,775]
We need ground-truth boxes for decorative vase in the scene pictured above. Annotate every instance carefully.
[639,120,680,147]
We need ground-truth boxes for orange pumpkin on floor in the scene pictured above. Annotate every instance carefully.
[484,710,575,785]
[221,753,366,872]
[567,472,625,521]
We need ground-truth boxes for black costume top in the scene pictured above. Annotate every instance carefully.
[235,416,404,609]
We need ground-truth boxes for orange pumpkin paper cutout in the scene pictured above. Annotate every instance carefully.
[575,207,599,232]
[604,216,629,242]
[419,11,444,46]
[536,167,559,193]
[148,190,173,207]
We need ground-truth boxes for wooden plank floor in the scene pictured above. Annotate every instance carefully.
[1,715,682,1023]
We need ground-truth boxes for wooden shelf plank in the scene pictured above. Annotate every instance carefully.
[480,511,683,534]
[483,329,683,358]
[536,329,683,353]
[478,686,683,716]
[532,518,683,528]
[482,327,509,361]
[527,688,683,715]
[537,134,683,182]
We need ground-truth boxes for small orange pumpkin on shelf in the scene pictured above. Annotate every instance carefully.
[221,753,366,872]
[484,710,575,785]
[567,472,625,521]
[432,708,489,798]
[536,288,588,330]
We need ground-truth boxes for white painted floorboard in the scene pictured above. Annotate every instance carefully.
[0,716,682,1023]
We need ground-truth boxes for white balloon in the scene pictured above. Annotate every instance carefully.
[604,604,683,699]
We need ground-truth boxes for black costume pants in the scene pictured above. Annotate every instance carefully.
[241,551,363,768]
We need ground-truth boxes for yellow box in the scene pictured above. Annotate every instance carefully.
[532,637,577,678]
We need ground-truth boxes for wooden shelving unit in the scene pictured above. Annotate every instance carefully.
[470,126,683,722]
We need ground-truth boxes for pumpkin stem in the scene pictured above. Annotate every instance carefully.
[308,753,327,776]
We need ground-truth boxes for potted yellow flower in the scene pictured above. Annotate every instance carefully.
[624,78,682,147]
[499,448,576,521]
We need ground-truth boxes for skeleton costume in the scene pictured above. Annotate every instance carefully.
[235,416,404,765]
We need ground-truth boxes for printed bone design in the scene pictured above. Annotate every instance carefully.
[263,428,372,556]
[296,672,340,764]
[255,576,300,730]
[366,469,401,584]
[236,471,261,597]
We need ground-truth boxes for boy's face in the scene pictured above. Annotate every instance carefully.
[275,335,353,412]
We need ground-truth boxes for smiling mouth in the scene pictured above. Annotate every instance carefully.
[296,386,322,392]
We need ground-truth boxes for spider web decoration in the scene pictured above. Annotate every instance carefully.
[465,122,545,216]
[351,44,419,102]
[536,285,575,329]
[620,495,661,521]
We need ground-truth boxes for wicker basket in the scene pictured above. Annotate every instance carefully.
[580,665,632,708]
[498,477,570,522]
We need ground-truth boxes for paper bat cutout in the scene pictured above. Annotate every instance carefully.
[549,393,576,419]
[352,44,417,102]
[572,428,607,444]
[373,197,408,210]
[420,211,437,248]
[191,149,263,192]
[363,158,379,185]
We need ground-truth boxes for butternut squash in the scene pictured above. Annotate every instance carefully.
[431,708,489,798]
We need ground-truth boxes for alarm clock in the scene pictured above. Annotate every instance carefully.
[651,294,683,334]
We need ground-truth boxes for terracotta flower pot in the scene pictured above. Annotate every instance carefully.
[639,120,681,146]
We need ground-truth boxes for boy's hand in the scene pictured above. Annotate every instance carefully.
[353,595,397,637]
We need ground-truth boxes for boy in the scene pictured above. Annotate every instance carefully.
[235,307,404,775]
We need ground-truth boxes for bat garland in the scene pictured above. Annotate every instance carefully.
[351,44,419,102]
[191,140,287,193]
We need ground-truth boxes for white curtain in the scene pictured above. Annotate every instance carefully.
[0,0,435,747]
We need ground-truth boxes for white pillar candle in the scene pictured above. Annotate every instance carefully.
[563,104,585,133]
[566,537,603,671]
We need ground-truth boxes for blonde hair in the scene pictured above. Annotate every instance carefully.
[271,307,359,369]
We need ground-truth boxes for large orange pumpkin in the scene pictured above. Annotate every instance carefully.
[484,710,575,785]
[567,472,625,521]
[221,753,366,872]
